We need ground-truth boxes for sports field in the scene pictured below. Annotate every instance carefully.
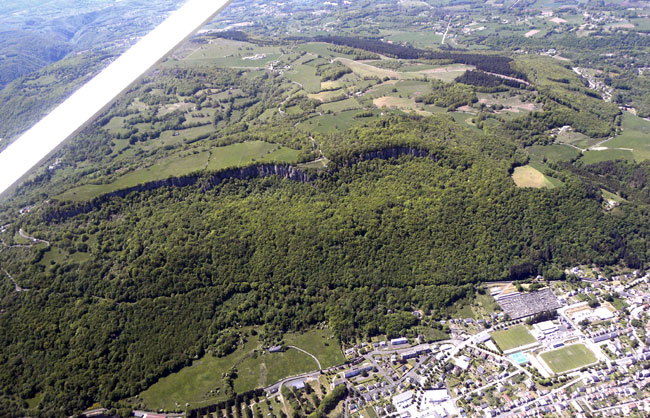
[490,325,537,351]
[540,343,597,374]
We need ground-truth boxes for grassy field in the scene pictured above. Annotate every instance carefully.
[58,142,301,201]
[527,144,580,163]
[286,64,322,93]
[555,130,600,149]
[512,165,556,188]
[602,113,650,162]
[38,247,73,267]
[373,96,431,116]
[601,189,626,204]
[139,335,261,411]
[540,343,597,374]
[297,110,384,134]
[336,58,469,82]
[474,292,500,316]
[139,329,340,411]
[180,39,282,68]
[490,325,537,351]
[319,98,362,113]
[233,348,318,394]
[297,42,358,60]
[206,141,300,171]
[308,89,346,102]
[581,149,635,165]
[379,29,443,48]
[283,329,344,369]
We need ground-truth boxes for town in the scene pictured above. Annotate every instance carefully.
[252,269,650,418]
[91,268,650,418]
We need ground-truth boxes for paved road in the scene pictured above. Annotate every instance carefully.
[19,228,50,246]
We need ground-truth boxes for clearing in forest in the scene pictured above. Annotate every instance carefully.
[373,96,432,116]
[512,165,555,189]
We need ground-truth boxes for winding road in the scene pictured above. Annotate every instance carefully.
[18,228,50,247]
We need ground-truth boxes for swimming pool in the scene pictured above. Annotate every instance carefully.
[509,352,529,365]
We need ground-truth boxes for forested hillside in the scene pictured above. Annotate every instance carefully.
[2,116,650,415]
[4,0,650,416]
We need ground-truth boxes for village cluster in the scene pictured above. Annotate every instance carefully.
[271,269,650,418]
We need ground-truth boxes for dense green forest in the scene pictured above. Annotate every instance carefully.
[4,0,650,416]
[3,116,650,415]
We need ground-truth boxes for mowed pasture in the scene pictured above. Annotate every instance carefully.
[512,165,556,189]
[490,325,537,351]
[540,344,597,374]
[58,142,300,201]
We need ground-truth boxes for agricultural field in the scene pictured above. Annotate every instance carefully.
[527,144,580,163]
[600,113,650,162]
[580,149,635,165]
[373,96,431,116]
[554,129,601,150]
[540,344,598,374]
[476,92,539,114]
[57,142,301,201]
[285,64,322,93]
[177,39,282,68]
[336,58,471,82]
[297,110,385,134]
[490,325,537,352]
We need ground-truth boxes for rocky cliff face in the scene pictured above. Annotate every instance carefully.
[43,164,311,222]
[203,164,311,190]
[342,147,433,166]
[44,147,439,222]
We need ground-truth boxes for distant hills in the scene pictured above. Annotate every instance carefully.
[0,0,186,90]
